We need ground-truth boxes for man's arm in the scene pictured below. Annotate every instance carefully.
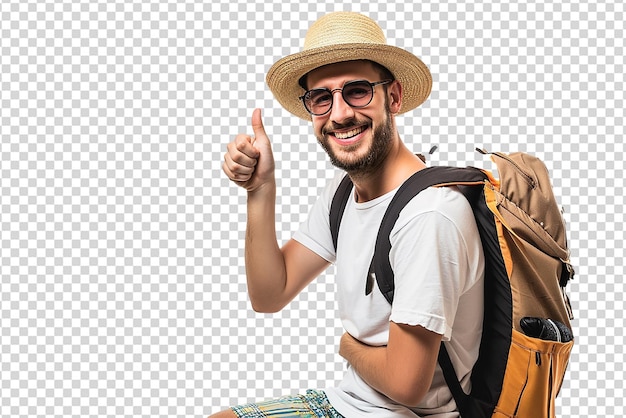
[339,321,442,407]
[245,185,329,312]
[223,109,330,313]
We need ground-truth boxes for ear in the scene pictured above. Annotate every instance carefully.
[387,80,403,114]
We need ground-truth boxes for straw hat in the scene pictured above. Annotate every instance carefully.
[266,11,432,120]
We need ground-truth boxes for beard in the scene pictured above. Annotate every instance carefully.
[316,112,394,176]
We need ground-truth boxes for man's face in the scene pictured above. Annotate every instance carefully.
[305,61,401,175]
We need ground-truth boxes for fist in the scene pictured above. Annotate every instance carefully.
[223,109,275,192]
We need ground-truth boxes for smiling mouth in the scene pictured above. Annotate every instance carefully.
[332,126,366,140]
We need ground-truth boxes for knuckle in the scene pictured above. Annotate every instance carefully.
[226,158,252,177]
[230,161,243,173]
[234,135,250,151]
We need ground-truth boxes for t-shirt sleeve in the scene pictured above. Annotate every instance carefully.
[388,190,480,340]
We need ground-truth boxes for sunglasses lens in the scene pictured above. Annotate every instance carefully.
[304,89,332,115]
[343,81,373,107]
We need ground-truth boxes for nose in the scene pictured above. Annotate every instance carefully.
[328,89,355,123]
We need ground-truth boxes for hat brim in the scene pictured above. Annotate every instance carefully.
[266,43,432,120]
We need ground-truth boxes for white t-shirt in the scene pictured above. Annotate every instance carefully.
[293,172,485,418]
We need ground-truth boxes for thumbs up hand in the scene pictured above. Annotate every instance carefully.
[223,109,276,192]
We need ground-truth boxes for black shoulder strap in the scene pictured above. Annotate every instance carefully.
[329,166,488,293]
[439,343,475,417]
[372,166,487,303]
[329,174,354,251]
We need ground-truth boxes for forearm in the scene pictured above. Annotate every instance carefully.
[339,324,440,407]
[339,333,394,398]
[244,181,287,312]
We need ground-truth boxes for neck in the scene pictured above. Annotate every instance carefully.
[350,141,426,202]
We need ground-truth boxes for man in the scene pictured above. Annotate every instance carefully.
[215,11,484,418]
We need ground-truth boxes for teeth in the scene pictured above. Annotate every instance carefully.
[335,127,364,140]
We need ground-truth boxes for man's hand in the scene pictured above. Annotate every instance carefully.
[339,331,365,361]
[223,108,275,192]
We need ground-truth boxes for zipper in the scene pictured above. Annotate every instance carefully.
[548,354,554,417]
[515,345,559,417]
[513,373,529,416]
[476,148,536,189]
[514,351,540,416]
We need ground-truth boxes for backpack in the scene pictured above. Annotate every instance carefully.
[329,149,575,418]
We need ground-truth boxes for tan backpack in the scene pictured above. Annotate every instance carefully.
[330,149,575,417]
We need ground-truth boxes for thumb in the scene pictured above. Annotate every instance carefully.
[248,108,275,185]
[251,108,269,144]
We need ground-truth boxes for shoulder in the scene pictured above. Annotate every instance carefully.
[396,186,474,228]
[390,185,482,258]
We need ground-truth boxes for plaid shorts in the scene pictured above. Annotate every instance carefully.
[231,389,344,418]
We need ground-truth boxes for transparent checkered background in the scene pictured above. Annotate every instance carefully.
[0,1,623,417]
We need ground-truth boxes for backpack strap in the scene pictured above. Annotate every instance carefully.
[439,343,474,418]
[372,166,487,303]
[330,174,355,252]
[329,166,488,288]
